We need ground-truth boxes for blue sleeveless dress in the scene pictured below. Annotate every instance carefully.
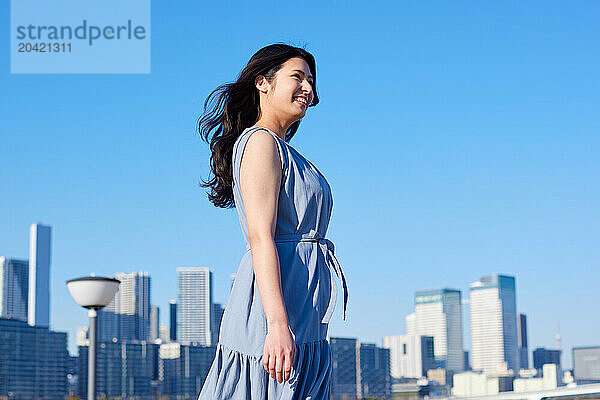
[198,126,348,399]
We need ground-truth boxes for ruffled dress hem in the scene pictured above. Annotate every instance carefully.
[197,339,332,399]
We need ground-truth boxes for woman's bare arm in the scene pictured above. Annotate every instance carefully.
[239,130,295,383]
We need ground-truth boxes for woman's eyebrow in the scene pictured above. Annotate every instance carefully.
[291,69,314,80]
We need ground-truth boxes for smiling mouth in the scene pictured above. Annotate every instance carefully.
[293,97,308,107]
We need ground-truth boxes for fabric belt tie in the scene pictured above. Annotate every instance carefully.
[271,229,348,324]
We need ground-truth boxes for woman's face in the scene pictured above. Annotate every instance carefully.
[263,57,315,123]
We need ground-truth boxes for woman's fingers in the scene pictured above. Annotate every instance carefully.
[269,351,277,380]
[263,350,270,373]
[275,352,284,383]
[284,350,292,382]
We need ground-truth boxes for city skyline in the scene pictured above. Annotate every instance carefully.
[0,222,590,370]
[2,0,599,372]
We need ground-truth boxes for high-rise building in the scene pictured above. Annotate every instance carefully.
[169,300,177,341]
[330,337,358,400]
[383,334,435,378]
[177,267,213,346]
[0,257,29,322]
[159,342,217,398]
[572,347,600,383]
[211,303,225,345]
[357,343,391,399]
[78,340,159,400]
[0,318,68,400]
[412,288,464,372]
[28,223,51,327]
[533,347,561,372]
[470,274,518,374]
[98,271,152,341]
[150,304,160,341]
[517,313,528,370]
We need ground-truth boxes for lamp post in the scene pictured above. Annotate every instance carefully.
[67,277,120,400]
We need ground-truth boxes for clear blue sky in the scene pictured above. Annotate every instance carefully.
[1,1,599,369]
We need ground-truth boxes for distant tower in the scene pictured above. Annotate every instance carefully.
[99,271,152,341]
[470,274,518,373]
[177,267,213,345]
[28,223,51,327]
[169,300,177,341]
[150,304,160,341]
[412,288,464,372]
[517,313,529,370]
[0,257,29,322]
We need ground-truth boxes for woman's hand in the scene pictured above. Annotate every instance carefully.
[262,322,296,383]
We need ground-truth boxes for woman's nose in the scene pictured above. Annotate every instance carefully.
[302,81,313,102]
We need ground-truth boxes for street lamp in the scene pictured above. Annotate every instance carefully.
[67,276,120,400]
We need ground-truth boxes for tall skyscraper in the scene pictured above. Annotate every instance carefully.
[412,288,464,372]
[177,267,213,346]
[28,223,51,327]
[383,334,435,378]
[470,274,518,374]
[517,313,528,370]
[150,304,160,341]
[169,300,177,341]
[0,257,29,322]
[99,271,152,341]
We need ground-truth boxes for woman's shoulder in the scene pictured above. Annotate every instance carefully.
[233,126,289,175]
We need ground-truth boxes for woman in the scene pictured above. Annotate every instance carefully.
[197,43,348,399]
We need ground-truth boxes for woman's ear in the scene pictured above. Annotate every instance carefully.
[255,75,270,94]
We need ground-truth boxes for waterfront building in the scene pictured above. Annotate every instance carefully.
[533,347,561,373]
[573,346,600,383]
[98,271,152,342]
[452,370,514,397]
[211,302,224,344]
[517,313,529,370]
[78,340,159,400]
[358,343,391,399]
[177,267,213,346]
[28,223,51,327]
[412,288,464,371]
[169,299,177,341]
[383,334,435,378]
[159,342,217,399]
[513,364,559,392]
[0,256,29,322]
[0,318,67,400]
[150,304,160,341]
[470,274,518,374]
[330,337,358,400]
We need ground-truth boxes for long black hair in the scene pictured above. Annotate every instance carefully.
[198,43,319,209]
